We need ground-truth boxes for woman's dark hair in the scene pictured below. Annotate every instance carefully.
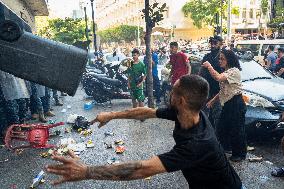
[221,49,241,70]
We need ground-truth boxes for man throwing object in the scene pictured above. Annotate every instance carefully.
[46,75,242,189]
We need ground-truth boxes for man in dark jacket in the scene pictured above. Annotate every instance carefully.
[199,36,223,129]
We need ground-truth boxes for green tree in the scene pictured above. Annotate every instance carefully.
[143,1,167,108]
[38,18,86,45]
[97,25,143,44]
[231,7,240,16]
[269,4,284,30]
[182,0,228,28]
[261,0,269,15]
[255,0,269,34]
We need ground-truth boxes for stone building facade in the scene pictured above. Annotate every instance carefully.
[0,0,48,31]
[95,0,212,41]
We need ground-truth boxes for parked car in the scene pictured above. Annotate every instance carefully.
[241,59,284,138]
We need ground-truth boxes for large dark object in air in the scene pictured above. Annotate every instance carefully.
[0,20,88,96]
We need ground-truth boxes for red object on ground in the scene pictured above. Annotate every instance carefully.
[4,122,64,150]
[115,146,126,154]
[170,52,189,85]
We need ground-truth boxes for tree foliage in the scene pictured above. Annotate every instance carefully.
[182,0,228,28]
[261,0,269,15]
[37,18,86,45]
[142,3,167,28]
[269,4,284,29]
[97,25,143,43]
[231,6,240,16]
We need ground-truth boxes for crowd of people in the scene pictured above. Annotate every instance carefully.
[263,45,284,78]
[0,75,66,138]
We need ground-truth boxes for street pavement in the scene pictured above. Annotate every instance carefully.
[0,89,284,189]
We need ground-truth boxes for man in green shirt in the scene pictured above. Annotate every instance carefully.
[127,49,146,108]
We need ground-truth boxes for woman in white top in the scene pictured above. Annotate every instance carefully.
[203,49,247,162]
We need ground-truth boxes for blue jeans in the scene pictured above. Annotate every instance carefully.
[5,100,19,125]
[0,85,19,135]
[0,86,7,135]
[16,98,28,123]
[41,87,51,113]
[153,75,161,103]
[52,89,60,102]
[145,75,161,103]
[30,83,44,114]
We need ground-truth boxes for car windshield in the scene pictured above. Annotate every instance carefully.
[261,44,284,56]
[236,44,260,56]
[240,60,274,82]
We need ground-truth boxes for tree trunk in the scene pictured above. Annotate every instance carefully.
[145,0,154,108]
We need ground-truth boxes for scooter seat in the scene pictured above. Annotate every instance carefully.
[90,73,108,77]
[97,77,122,87]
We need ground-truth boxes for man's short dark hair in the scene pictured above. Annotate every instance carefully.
[268,45,274,51]
[278,48,284,53]
[132,48,140,55]
[170,42,179,47]
[209,35,223,44]
[175,75,209,112]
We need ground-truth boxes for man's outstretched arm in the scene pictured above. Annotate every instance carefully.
[90,107,157,128]
[46,150,166,185]
[86,156,165,181]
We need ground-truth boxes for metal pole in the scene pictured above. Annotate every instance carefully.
[137,21,140,47]
[220,0,223,37]
[227,0,231,42]
[90,0,97,52]
[84,7,89,42]
[84,6,91,64]
[170,25,173,42]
